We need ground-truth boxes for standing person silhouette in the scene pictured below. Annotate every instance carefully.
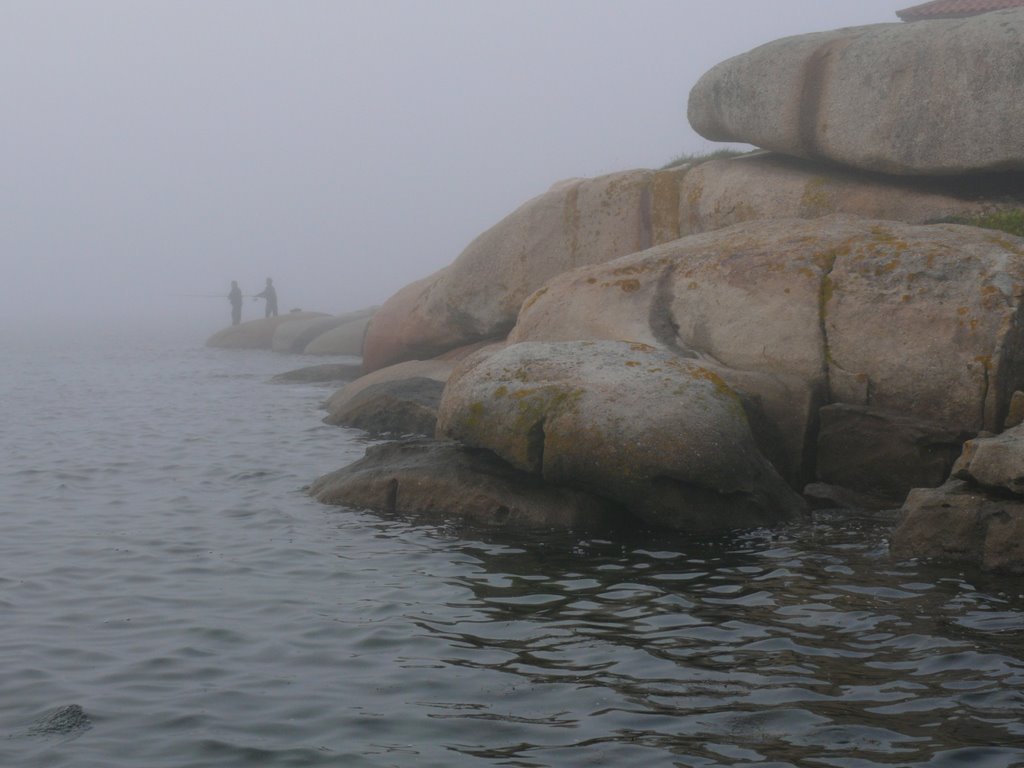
[255,278,278,318]
[228,281,243,325]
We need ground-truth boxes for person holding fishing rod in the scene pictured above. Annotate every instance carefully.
[228,281,243,325]
[254,277,278,318]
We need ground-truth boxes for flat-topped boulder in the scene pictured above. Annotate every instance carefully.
[678,153,1024,236]
[205,312,329,350]
[688,9,1024,175]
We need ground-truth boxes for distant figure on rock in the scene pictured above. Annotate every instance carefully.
[255,278,278,318]
[228,281,243,325]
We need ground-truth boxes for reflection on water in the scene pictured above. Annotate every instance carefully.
[399,516,1024,767]
[1,332,1023,767]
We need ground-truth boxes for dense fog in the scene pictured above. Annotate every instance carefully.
[4,0,901,335]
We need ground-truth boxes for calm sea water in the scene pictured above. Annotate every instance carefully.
[3,326,1024,768]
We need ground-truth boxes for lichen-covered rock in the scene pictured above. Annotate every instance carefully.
[688,10,1024,175]
[205,312,329,350]
[309,439,627,531]
[678,154,1023,236]
[891,480,1024,574]
[361,169,688,372]
[511,216,1024,496]
[436,340,806,532]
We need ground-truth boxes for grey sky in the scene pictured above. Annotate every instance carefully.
[4,1,902,333]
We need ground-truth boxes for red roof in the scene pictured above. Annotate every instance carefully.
[897,0,1024,20]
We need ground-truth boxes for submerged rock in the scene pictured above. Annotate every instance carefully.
[688,10,1024,175]
[26,704,91,737]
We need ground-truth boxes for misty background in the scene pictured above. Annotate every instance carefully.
[4,1,902,335]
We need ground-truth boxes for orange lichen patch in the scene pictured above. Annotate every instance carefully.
[689,366,740,401]
[613,279,641,293]
[869,225,898,242]
[629,342,656,353]
[812,243,851,271]
[874,258,901,276]
[688,281,699,290]
[624,360,641,367]
[984,235,1024,257]
[494,385,508,397]
[610,263,649,276]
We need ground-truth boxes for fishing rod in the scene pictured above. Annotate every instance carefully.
[169,293,259,298]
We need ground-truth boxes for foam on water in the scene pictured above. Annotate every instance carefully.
[2,328,1024,767]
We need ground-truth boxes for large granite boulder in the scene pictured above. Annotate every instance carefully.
[309,439,626,532]
[205,312,329,350]
[688,10,1024,175]
[436,340,807,532]
[361,168,688,372]
[510,216,1024,496]
[678,154,1023,237]
[303,306,378,356]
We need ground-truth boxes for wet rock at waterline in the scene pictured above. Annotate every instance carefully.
[323,377,445,437]
[309,439,627,532]
[892,480,1024,574]
[270,363,363,384]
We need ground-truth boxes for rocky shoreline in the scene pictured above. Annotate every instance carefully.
[209,8,1024,574]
